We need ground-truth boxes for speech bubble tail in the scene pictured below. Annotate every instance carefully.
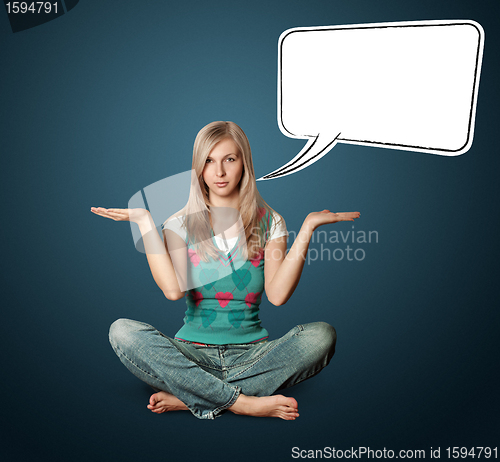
[257,132,340,181]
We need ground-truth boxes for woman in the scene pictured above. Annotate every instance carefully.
[91,121,359,420]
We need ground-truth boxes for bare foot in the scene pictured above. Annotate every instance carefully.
[229,394,299,420]
[147,391,188,414]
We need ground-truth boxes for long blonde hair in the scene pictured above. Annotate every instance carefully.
[183,121,281,261]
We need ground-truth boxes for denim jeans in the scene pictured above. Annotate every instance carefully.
[109,319,336,420]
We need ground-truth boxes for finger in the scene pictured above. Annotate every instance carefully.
[91,207,111,214]
[91,209,115,217]
[92,208,119,218]
[100,209,130,220]
[92,210,127,221]
[91,210,115,219]
[92,207,128,215]
[336,213,360,219]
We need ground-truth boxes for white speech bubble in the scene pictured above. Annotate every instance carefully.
[259,20,484,180]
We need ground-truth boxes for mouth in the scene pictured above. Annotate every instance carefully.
[215,182,228,188]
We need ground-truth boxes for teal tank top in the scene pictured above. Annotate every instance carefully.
[173,209,274,345]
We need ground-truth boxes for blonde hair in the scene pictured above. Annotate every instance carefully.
[182,121,281,261]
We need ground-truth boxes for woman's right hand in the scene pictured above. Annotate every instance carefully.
[91,206,185,300]
[90,207,151,225]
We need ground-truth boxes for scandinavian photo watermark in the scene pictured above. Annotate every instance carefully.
[290,225,378,264]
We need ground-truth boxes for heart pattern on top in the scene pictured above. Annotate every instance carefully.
[228,309,245,329]
[215,292,233,308]
[188,249,201,267]
[191,290,204,307]
[232,268,252,290]
[245,292,260,308]
[250,248,264,267]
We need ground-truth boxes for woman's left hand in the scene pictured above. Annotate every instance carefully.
[304,210,360,232]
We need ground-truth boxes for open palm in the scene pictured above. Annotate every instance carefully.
[305,210,360,231]
[90,207,150,224]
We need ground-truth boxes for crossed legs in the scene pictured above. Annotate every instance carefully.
[109,319,336,420]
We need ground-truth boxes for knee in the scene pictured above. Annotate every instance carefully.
[305,322,337,357]
[109,318,140,351]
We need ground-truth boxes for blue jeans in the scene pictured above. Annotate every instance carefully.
[108,319,336,420]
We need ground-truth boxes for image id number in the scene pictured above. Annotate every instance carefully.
[5,2,58,14]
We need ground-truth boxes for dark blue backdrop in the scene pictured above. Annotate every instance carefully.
[1,1,498,461]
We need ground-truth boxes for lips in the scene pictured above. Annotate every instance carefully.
[215,182,228,187]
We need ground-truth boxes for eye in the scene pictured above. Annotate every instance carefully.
[205,158,213,163]
[226,157,235,162]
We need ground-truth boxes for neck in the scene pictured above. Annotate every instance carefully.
[208,190,240,211]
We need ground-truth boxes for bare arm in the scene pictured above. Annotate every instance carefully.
[91,207,185,300]
[264,210,360,306]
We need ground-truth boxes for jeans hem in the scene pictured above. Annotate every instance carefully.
[115,345,241,421]
[213,385,241,420]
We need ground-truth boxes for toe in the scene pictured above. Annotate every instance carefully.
[279,411,296,421]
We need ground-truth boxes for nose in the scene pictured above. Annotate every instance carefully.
[216,162,225,177]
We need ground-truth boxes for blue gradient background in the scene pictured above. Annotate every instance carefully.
[1,1,499,461]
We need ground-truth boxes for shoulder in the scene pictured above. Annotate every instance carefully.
[162,209,188,241]
[258,207,288,242]
[269,210,288,241]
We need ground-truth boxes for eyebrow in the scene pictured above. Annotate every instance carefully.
[207,152,239,159]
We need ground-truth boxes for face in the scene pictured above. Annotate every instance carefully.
[202,138,244,204]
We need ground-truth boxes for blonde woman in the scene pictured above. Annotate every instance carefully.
[91,121,360,420]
